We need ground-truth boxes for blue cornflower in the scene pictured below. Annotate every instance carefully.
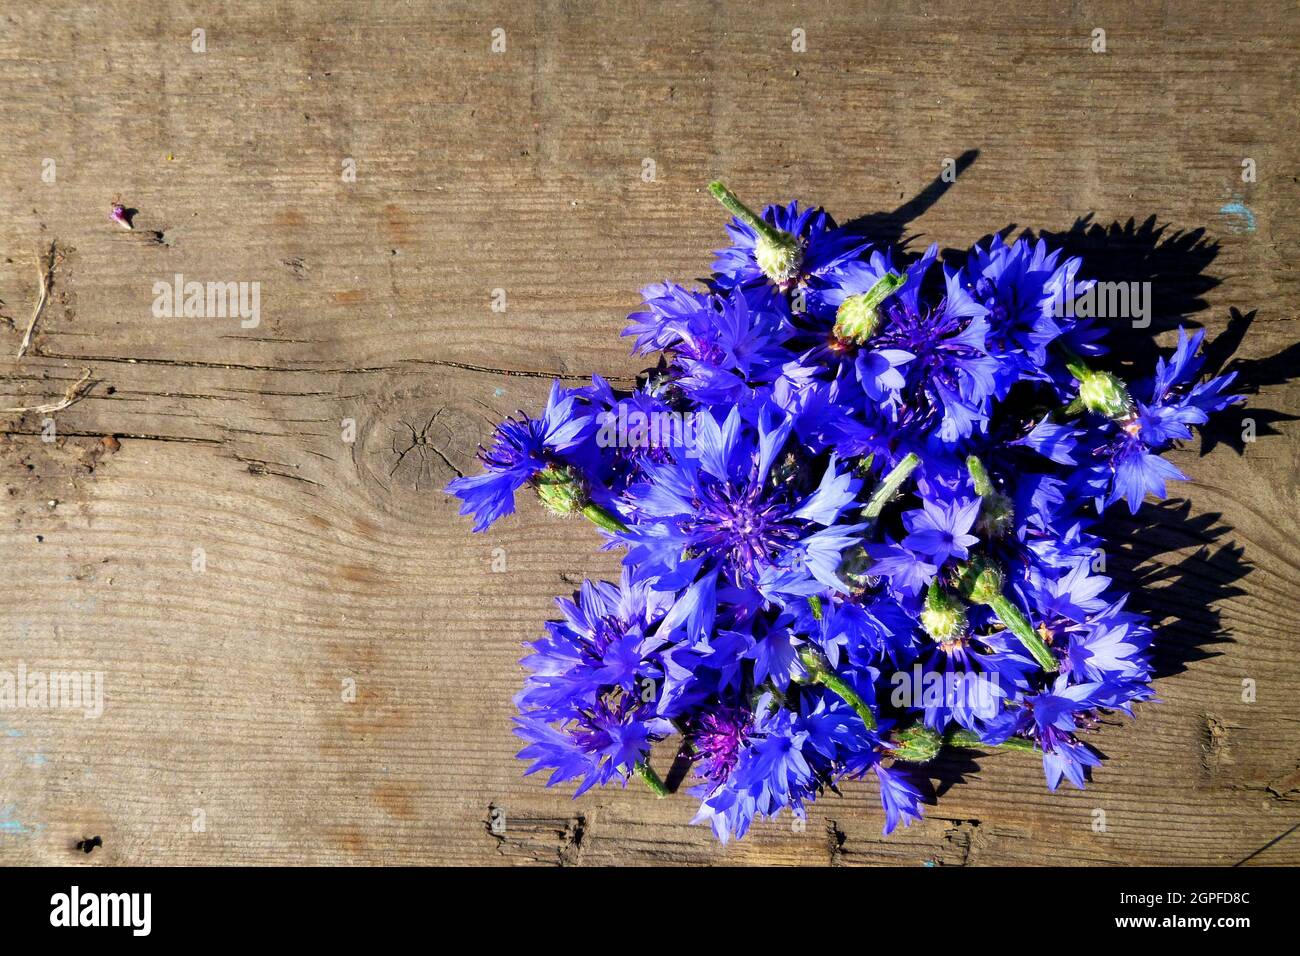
[866,538,938,597]
[903,496,982,567]
[1018,677,1116,790]
[446,381,596,531]
[819,594,922,669]
[516,569,671,716]
[780,378,892,460]
[745,620,807,690]
[1041,735,1104,791]
[1023,560,1111,624]
[834,245,1005,443]
[623,403,862,592]
[687,704,753,786]
[909,636,1031,733]
[1013,417,1080,465]
[1064,599,1153,684]
[626,284,792,403]
[1085,328,1240,512]
[961,236,1097,392]
[689,686,871,843]
[1106,441,1190,515]
[516,699,674,797]
[673,289,793,403]
[624,281,716,354]
[873,764,926,835]
[448,186,1245,843]
[708,188,865,290]
[589,385,692,477]
[690,695,816,842]
[514,569,684,795]
[806,247,904,323]
[856,348,915,404]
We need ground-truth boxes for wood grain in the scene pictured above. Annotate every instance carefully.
[1,0,1297,865]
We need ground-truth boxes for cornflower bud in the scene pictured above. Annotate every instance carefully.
[833,272,905,345]
[708,181,803,285]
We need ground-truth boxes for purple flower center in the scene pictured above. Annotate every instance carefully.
[687,480,799,578]
[690,707,752,783]
[480,417,549,473]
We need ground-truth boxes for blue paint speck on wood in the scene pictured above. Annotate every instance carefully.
[0,803,44,837]
[1219,201,1257,233]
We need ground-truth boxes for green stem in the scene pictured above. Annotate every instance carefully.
[857,271,906,311]
[965,454,1014,536]
[633,760,669,797]
[798,646,877,730]
[862,452,920,520]
[708,180,786,246]
[581,502,629,534]
[986,593,1059,672]
[965,454,994,497]
[945,729,1040,754]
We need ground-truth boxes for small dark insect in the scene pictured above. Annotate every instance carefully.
[75,835,103,854]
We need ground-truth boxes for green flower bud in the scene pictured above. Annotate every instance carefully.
[951,555,1004,605]
[708,181,803,285]
[1061,350,1134,420]
[832,272,905,346]
[1076,368,1134,418]
[834,294,882,343]
[921,581,968,643]
[951,556,1060,672]
[889,725,943,763]
[533,464,587,517]
[965,454,995,496]
[753,232,803,285]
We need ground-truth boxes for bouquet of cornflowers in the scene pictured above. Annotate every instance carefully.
[447,182,1240,841]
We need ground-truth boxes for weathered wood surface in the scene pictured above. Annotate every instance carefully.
[1,1,1297,866]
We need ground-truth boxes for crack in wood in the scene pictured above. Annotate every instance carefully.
[388,409,463,488]
[826,819,847,867]
[31,350,623,384]
[940,818,983,866]
[1201,713,1231,777]
[485,806,587,866]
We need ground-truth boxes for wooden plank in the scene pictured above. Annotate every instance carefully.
[1,0,1297,865]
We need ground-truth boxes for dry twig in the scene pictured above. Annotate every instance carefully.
[16,241,56,359]
[2,367,95,415]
